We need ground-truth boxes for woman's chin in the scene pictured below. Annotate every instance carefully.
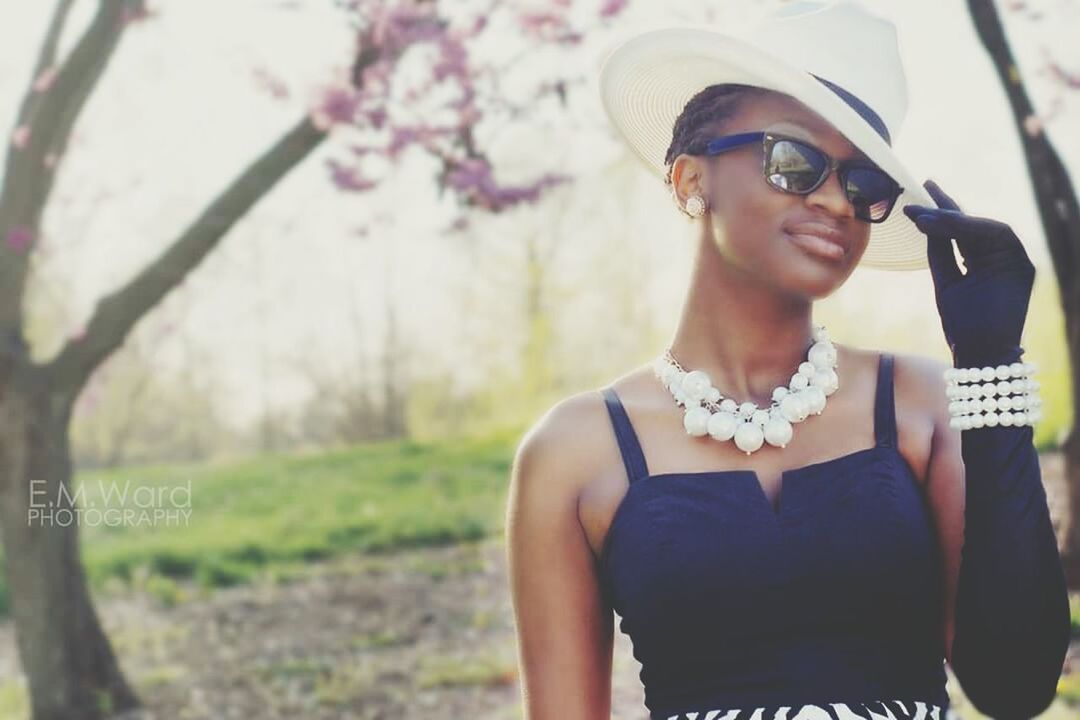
[774,255,848,299]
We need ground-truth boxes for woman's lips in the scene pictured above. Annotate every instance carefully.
[785,227,847,261]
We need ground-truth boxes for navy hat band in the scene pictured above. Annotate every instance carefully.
[811,74,892,146]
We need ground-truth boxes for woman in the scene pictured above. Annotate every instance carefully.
[505,4,1071,720]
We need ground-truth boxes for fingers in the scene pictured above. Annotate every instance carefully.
[907,209,1001,243]
[902,204,962,287]
[924,227,964,288]
[924,179,962,212]
[904,178,1032,273]
[901,205,960,242]
[903,207,1031,272]
[915,180,1020,271]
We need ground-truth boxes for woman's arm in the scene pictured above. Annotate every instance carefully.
[506,397,615,720]
[921,349,1070,719]
[914,355,965,667]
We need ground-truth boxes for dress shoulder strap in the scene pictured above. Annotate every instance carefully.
[600,387,650,484]
[873,352,898,448]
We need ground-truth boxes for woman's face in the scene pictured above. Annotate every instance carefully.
[673,92,876,299]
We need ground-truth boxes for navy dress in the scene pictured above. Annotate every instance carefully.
[598,353,957,720]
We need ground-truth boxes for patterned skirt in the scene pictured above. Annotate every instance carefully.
[656,698,961,720]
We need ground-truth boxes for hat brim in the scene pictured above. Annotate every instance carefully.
[598,26,933,271]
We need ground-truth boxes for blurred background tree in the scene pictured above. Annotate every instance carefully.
[966,0,1080,585]
[0,0,626,717]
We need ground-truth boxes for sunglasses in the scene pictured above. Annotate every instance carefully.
[691,131,904,224]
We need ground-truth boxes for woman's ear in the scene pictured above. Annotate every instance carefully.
[671,155,707,206]
[669,154,695,198]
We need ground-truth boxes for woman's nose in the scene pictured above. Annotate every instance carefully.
[806,169,855,219]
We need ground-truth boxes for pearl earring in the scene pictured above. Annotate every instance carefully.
[685,194,706,217]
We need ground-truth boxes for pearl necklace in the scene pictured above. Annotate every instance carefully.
[652,325,840,455]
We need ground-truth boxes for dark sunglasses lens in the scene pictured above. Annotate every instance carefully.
[844,167,899,222]
[765,139,827,193]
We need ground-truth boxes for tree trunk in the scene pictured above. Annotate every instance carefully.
[1061,354,1080,584]
[966,0,1080,587]
[0,367,139,720]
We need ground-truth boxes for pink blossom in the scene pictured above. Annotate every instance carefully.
[457,105,482,128]
[519,11,567,41]
[432,36,468,83]
[465,15,488,38]
[32,66,57,92]
[5,226,33,253]
[445,158,572,212]
[365,107,388,129]
[1046,59,1080,89]
[327,159,377,192]
[329,0,586,214]
[600,0,629,19]
[358,60,393,95]
[388,127,420,157]
[11,125,30,149]
[446,216,471,233]
[350,144,378,157]
[254,67,290,100]
[121,4,153,24]
[518,9,583,45]
[310,85,362,131]
[449,81,477,112]
[387,125,452,158]
[371,3,444,58]
[1023,114,1043,137]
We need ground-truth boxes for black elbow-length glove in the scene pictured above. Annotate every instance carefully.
[903,180,1071,719]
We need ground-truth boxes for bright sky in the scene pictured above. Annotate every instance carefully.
[1,0,1077,428]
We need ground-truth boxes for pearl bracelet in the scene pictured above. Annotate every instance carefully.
[943,361,1041,430]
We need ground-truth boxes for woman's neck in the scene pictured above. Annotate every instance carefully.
[667,246,819,407]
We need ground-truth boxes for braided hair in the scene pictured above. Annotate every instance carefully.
[663,83,772,189]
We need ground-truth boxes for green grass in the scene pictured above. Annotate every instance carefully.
[415,651,518,689]
[0,414,1077,622]
[0,679,27,720]
[0,428,521,614]
[1023,274,1073,452]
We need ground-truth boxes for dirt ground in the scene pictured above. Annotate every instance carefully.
[0,452,1076,719]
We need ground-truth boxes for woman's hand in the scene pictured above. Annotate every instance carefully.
[902,179,1036,367]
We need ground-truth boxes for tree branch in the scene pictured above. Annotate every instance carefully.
[1,0,142,332]
[47,114,329,399]
[966,0,1080,297]
[7,0,81,145]
[29,0,76,94]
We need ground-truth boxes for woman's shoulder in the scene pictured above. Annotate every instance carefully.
[883,347,953,413]
[837,342,951,399]
[849,344,952,462]
[511,364,653,497]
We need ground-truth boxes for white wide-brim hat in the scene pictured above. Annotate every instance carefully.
[597,0,933,271]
